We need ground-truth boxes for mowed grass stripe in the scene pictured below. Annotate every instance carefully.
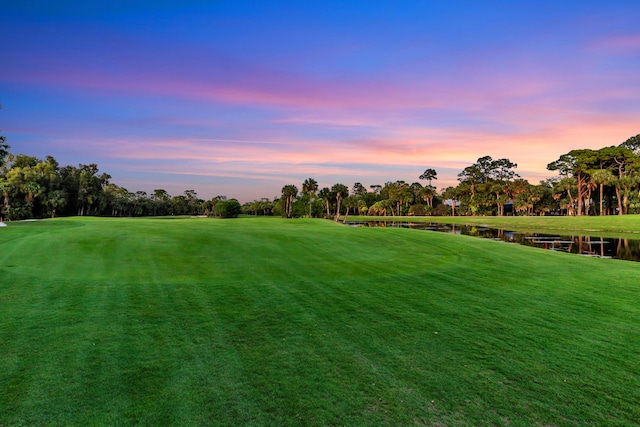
[0,217,638,425]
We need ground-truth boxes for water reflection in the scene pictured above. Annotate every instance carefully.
[345,221,640,262]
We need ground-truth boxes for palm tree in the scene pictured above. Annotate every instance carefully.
[302,177,318,218]
[490,181,509,216]
[45,190,67,218]
[387,181,410,216]
[614,174,639,215]
[281,184,298,218]
[331,183,349,221]
[442,186,458,216]
[556,177,577,216]
[410,182,423,203]
[318,187,332,218]
[341,195,359,223]
[23,181,44,210]
[421,185,436,208]
[368,200,391,216]
[0,179,12,221]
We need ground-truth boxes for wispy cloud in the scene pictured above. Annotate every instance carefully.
[588,33,640,54]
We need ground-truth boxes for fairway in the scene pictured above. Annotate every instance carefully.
[1,217,639,426]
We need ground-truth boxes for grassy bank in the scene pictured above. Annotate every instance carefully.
[352,214,640,237]
[1,217,638,426]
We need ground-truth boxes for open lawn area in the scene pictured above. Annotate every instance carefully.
[1,217,639,426]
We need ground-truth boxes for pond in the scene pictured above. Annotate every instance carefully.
[344,221,640,262]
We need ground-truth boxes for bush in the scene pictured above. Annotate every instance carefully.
[409,204,433,216]
[216,199,242,218]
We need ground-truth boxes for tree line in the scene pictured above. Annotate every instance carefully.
[1,106,638,221]
[0,105,246,221]
[250,134,640,219]
[0,155,241,221]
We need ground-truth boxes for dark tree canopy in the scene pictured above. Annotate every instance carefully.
[620,134,640,154]
[419,168,438,186]
[216,199,241,218]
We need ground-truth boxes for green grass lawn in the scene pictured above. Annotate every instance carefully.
[1,217,639,426]
[353,214,640,237]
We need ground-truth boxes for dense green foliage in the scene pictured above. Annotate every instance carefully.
[1,217,638,425]
[0,154,232,220]
[0,152,219,220]
[214,198,242,218]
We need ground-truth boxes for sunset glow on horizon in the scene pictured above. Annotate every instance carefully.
[2,1,639,202]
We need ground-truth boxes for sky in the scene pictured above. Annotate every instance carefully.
[2,0,639,203]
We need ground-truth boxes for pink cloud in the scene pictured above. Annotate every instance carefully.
[77,111,639,202]
[270,115,383,128]
[56,106,638,177]
[588,34,640,53]
[7,30,629,131]
[6,51,442,112]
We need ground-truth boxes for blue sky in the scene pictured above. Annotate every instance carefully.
[2,1,639,202]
